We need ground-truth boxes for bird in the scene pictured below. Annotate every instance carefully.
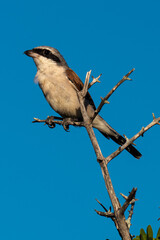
[24,46,142,159]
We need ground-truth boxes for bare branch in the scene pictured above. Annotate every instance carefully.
[120,193,128,200]
[95,199,116,220]
[120,192,138,203]
[32,116,85,129]
[32,69,159,240]
[126,202,136,229]
[95,198,109,212]
[95,209,115,218]
[106,114,160,164]
[88,74,102,89]
[123,134,136,146]
[76,71,133,240]
[95,199,119,231]
[81,70,92,97]
[120,188,137,215]
[92,68,135,121]
[120,189,137,230]
[76,72,104,161]
[33,116,63,122]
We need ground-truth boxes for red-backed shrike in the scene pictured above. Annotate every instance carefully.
[24,46,142,159]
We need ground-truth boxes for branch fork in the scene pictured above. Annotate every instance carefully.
[120,189,138,230]
[88,73,101,89]
[120,188,137,215]
[32,68,159,240]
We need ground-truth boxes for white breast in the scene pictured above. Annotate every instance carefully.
[35,68,81,118]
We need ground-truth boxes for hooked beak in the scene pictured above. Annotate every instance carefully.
[24,50,32,57]
[24,49,34,57]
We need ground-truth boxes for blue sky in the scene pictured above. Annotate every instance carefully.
[0,0,160,239]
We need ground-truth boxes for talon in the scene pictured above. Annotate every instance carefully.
[62,118,70,132]
[45,116,55,128]
[48,123,55,128]
[63,123,69,131]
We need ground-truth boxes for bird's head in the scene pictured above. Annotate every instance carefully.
[24,46,68,72]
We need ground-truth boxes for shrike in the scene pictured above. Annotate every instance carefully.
[24,46,142,159]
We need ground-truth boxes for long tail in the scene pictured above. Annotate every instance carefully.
[93,115,142,159]
[104,133,142,159]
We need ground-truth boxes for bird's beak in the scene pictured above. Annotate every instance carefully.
[24,49,33,57]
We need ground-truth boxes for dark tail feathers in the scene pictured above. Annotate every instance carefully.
[110,134,142,159]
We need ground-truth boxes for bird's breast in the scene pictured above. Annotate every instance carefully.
[36,71,81,118]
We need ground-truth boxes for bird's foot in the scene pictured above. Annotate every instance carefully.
[62,118,72,132]
[45,116,56,128]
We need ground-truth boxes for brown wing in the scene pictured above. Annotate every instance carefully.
[66,68,96,110]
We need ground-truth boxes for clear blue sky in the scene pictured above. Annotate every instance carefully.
[0,0,160,239]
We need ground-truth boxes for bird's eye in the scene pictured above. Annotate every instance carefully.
[43,49,50,56]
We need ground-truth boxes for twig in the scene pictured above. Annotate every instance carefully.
[95,198,109,212]
[81,70,92,97]
[120,188,137,215]
[95,199,119,231]
[95,209,119,231]
[120,192,138,203]
[92,68,135,121]
[95,209,115,218]
[120,189,137,230]
[95,200,115,218]
[32,116,85,130]
[126,202,136,229]
[106,114,160,164]
[88,74,102,89]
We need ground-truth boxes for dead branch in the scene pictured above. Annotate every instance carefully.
[32,116,85,130]
[95,199,119,232]
[120,190,137,230]
[77,71,132,240]
[120,188,137,215]
[95,198,109,212]
[88,74,101,89]
[81,70,92,97]
[91,68,135,121]
[126,202,136,229]
[106,114,160,164]
[76,70,159,239]
[95,209,115,218]
[32,69,160,240]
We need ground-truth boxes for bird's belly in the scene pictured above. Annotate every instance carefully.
[39,80,81,118]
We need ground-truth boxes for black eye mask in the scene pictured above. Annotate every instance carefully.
[32,48,61,63]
